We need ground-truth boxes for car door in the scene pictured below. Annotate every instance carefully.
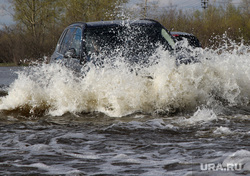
[52,26,84,71]
[64,27,83,71]
[51,27,76,63]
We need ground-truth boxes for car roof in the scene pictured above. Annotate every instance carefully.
[68,19,163,29]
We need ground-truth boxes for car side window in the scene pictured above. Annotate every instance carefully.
[161,29,175,49]
[55,29,67,52]
[59,28,76,54]
[71,28,82,57]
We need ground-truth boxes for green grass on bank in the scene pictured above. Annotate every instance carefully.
[0,63,17,67]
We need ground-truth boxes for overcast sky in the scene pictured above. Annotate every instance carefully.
[0,0,243,28]
[0,0,13,28]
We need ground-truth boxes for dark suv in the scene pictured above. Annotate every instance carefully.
[50,19,176,71]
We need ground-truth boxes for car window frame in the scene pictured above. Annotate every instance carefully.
[70,27,83,58]
[58,27,76,55]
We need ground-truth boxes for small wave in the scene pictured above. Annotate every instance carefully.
[102,118,179,134]
[13,162,82,175]
[222,150,250,172]
[179,107,217,125]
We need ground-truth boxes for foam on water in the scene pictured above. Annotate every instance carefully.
[14,162,82,175]
[0,43,250,117]
[182,107,217,125]
[222,150,250,171]
[213,126,233,135]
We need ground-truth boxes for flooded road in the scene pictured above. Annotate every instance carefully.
[0,46,250,176]
[0,67,21,95]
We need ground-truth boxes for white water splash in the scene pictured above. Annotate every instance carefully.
[0,44,250,117]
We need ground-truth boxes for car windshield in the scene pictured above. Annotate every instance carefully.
[85,24,175,59]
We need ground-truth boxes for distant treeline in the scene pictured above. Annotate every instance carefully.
[0,0,249,64]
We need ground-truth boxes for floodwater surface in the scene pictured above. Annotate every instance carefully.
[0,44,250,176]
